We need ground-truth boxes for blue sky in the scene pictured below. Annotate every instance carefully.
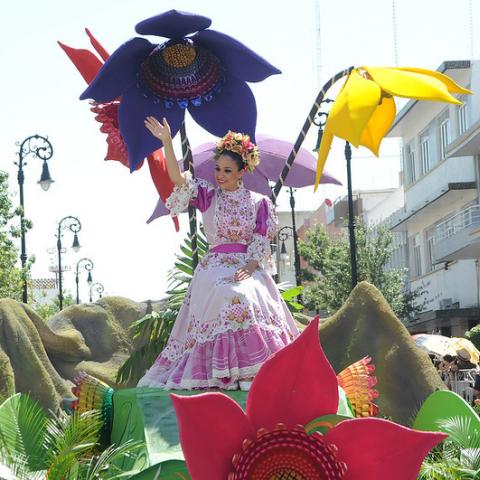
[1,0,477,301]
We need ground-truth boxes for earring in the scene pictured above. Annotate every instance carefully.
[237,178,244,188]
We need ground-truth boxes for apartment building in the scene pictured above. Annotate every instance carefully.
[388,60,480,336]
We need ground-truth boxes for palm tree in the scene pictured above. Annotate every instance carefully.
[419,416,480,479]
[0,393,143,479]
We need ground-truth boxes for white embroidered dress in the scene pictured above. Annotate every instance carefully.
[138,174,299,389]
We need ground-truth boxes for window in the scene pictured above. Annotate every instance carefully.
[410,233,422,278]
[425,227,438,273]
[405,143,416,185]
[458,102,468,136]
[420,131,431,175]
[438,110,450,160]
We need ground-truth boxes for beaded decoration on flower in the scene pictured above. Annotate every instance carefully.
[228,423,347,479]
[215,131,260,173]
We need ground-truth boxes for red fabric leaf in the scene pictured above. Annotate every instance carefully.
[147,150,179,231]
[85,28,110,62]
[57,41,103,85]
[324,418,446,479]
[246,317,339,431]
[171,393,254,480]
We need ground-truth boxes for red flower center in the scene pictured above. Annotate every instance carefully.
[229,424,347,480]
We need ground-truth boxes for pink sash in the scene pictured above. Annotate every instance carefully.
[210,243,248,254]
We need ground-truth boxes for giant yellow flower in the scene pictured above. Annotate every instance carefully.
[315,66,472,190]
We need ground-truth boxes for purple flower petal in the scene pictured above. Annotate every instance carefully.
[187,75,257,141]
[80,38,155,103]
[191,29,281,82]
[135,9,211,38]
[119,85,185,171]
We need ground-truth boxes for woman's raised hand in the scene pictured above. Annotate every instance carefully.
[144,116,172,144]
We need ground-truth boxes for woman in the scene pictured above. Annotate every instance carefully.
[138,116,299,391]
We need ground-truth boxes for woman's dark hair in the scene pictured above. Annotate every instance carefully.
[443,354,455,362]
[214,150,244,171]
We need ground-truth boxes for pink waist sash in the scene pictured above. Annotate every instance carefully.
[210,243,248,254]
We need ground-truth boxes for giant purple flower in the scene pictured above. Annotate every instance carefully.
[80,10,281,171]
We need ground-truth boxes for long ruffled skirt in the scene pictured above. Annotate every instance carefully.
[137,252,299,390]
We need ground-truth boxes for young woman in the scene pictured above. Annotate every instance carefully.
[138,117,298,391]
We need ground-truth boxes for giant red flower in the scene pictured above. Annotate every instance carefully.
[172,318,445,479]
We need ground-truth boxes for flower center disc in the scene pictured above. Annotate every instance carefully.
[229,425,347,480]
[139,40,224,107]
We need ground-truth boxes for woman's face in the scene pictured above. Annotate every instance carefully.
[215,154,244,191]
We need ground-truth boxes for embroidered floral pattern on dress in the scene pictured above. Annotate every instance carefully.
[165,171,212,216]
[198,252,243,271]
[214,188,257,245]
[159,295,290,363]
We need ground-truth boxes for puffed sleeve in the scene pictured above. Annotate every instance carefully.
[165,172,215,216]
[247,197,278,269]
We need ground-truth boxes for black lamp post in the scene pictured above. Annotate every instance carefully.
[278,225,301,287]
[75,257,94,304]
[56,216,81,310]
[14,135,54,302]
[314,101,358,289]
[89,282,104,303]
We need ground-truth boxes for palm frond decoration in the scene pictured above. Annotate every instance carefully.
[420,415,480,479]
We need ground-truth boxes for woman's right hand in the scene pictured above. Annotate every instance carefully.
[144,116,172,144]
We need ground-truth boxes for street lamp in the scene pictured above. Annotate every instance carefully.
[89,282,104,303]
[56,216,81,310]
[14,135,54,302]
[314,101,358,289]
[278,225,301,287]
[74,257,94,304]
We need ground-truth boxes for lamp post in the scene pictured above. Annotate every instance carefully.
[74,257,94,304]
[89,282,104,303]
[314,101,358,289]
[14,135,54,302]
[278,225,301,287]
[56,216,81,310]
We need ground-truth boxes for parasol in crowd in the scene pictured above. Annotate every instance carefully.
[413,334,479,364]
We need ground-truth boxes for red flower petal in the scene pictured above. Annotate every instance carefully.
[247,317,338,431]
[324,418,446,479]
[171,393,254,480]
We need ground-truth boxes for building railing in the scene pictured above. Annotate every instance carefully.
[434,204,480,243]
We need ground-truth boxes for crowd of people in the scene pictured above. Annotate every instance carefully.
[434,350,480,406]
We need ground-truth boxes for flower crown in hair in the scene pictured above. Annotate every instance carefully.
[215,131,260,173]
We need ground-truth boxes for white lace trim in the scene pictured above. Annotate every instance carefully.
[247,233,272,266]
[164,172,212,216]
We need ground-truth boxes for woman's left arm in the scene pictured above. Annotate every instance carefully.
[235,198,277,280]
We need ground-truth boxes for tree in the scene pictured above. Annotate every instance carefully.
[0,171,33,301]
[298,220,424,319]
[33,292,75,321]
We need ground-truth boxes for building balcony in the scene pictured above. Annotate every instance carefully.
[326,196,361,227]
[433,204,480,263]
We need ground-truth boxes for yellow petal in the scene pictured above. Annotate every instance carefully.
[359,95,396,156]
[393,67,472,95]
[326,69,382,147]
[314,129,334,192]
[363,66,462,104]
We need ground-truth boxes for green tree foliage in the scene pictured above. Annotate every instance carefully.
[0,171,33,301]
[33,292,75,321]
[465,324,480,351]
[298,220,424,319]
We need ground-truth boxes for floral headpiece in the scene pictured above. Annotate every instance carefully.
[215,131,260,173]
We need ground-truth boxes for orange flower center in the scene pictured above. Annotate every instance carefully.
[228,424,347,480]
[162,43,196,67]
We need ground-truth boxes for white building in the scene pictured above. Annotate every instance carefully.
[388,60,480,336]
